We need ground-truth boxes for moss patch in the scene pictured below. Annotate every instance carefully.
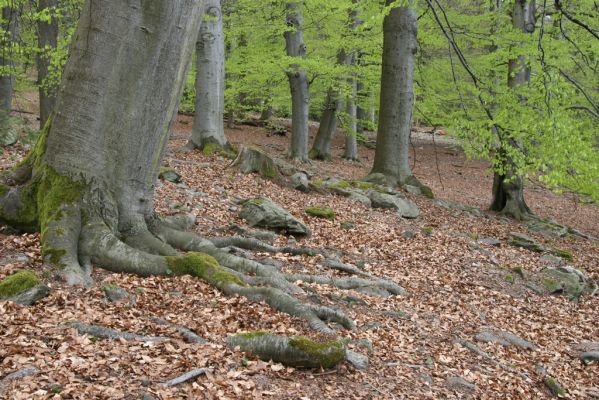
[552,249,573,261]
[288,336,346,369]
[544,376,566,397]
[305,206,335,220]
[0,270,41,299]
[511,266,525,277]
[237,331,269,339]
[165,252,245,288]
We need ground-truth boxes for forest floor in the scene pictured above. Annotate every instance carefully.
[1,108,598,399]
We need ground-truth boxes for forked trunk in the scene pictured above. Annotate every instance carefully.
[369,2,418,186]
[285,2,309,162]
[37,0,59,128]
[189,0,231,152]
[490,0,534,219]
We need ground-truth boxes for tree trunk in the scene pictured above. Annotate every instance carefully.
[343,76,358,161]
[490,0,534,219]
[189,0,231,153]
[0,0,386,335]
[285,2,309,162]
[37,0,59,129]
[368,2,418,186]
[310,49,347,161]
[356,80,365,135]
[0,6,18,135]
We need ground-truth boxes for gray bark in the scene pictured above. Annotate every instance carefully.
[490,0,534,219]
[37,0,59,128]
[189,0,230,151]
[344,69,358,161]
[0,6,18,131]
[356,80,366,135]
[369,2,417,186]
[285,2,309,162]
[310,86,341,160]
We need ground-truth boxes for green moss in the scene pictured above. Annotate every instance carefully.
[258,159,278,178]
[544,376,566,397]
[330,181,351,189]
[202,143,223,156]
[420,185,435,199]
[305,206,335,220]
[0,270,41,299]
[421,227,433,236]
[552,249,573,261]
[288,336,346,369]
[505,273,514,283]
[165,252,245,288]
[44,248,67,266]
[0,183,8,197]
[511,266,525,277]
[312,178,324,188]
[542,278,561,293]
[237,331,269,339]
[244,198,265,206]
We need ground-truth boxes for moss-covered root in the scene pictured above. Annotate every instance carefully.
[0,270,41,299]
[226,332,346,369]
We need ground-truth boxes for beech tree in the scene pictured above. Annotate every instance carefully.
[188,0,232,153]
[0,3,18,138]
[368,1,420,187]
[37,0,59,128]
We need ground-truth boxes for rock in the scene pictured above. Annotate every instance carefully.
[525,219,568,238]
[348,191,371,207]
[478,238,501,247]
[346,350,369,370]
[509,232,544,252]
[159,167,182,183]
[0,127,17,146]
[356,286,391,297]
[539,255,565,268]
[447,376,476,392]
[305,206,335,220]
[363,172,395,187]
[402,230,416,239]
[580,351,599,363]
[7,284,51,306]
[141,393,156,400]
[355,338,374,354]
[340,222,355,230]
[367,191,419,219]
[103,284,130,303]
[404,185,422,195]
[537,266,597,300]
[290,172,310,192]
[239,197,311,237]
[232,146,280,178]
[474,328,537,350]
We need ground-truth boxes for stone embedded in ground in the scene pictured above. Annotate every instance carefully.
[0,127,18,146]
[509,232,544,252]
[539,255,565,268]
[290,172,310,192]
[404,185,422,195]
[159,167,182,183]
[346,350,369,370]
[103,284,131,303]
[367,191,419,219]
[232,146,280,178]
[536,267,597,300]
[7,284,51,306]
[474,327,537,350]
[478,238,501,247]
[580,351,599,363]
[447,376,476,392]
[525,219,568,238]
[348,191,372,207]
[239,197,311,237]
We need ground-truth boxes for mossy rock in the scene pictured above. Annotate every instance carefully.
[536,267,596,301]
[202,142,237,158]
[0,270,41,299]
[159,167,182,183]
[305,206,335,220]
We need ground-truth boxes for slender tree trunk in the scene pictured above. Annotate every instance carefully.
[490,0,534,219]
[309,50,346,161]
[0,6,18,136]
[368,2,418,186]
[37,0,59,128]
[356,80,365,135]
[285,2,309,162]
[343,75,358,161]
[189,0,231,152]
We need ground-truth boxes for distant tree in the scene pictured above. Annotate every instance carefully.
[0,3,19,137]
[37,0,59,128]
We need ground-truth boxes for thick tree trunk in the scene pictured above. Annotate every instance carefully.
[368,2,418,186]
[490,0,534,219]
[285,2,309,162]
[189,0,231,152]
[0,6,18,134]
[37,0,59,129]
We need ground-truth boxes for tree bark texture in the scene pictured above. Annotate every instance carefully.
[0,6,18,129]
[343,75,358,161]
[490,0,534,219]
[190,0,231,151]
[369,2,417,185]
[37,0,59,129]
[285,2,309,162]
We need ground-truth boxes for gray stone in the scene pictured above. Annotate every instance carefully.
[290,172,310,192]
[356,286,391,297]
[0,127,17,146]
[402,230,416,239]
[404,185,422,195]
[447,376,476,391]
[346,350,368,370]
[539,255,565,267]
[367,191,419,219]
[509,232,544,252]
[340,222,355,230]
[7,285,51,306]
[159,168,182,183]
[239,197,311,237]
[103,285,130,303]
[348,191,371,207]
[478,238,501,247]
[580,351,599,363]
[537,266,597,300]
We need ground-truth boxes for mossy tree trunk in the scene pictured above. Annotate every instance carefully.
[37,0,59,129]
[490,0,534,220]
[369,2,418,186]
[188,0,232,153]
[0,0,403,335]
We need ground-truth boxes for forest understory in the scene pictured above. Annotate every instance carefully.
[1,109,598,399]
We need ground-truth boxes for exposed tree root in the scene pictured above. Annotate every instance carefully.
[162,368,213,387]
[284,274,405,296]
[68,321,170,342]
[149,317,206,344]
[0,367,39,385]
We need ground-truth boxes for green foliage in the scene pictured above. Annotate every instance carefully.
[0,270,41,299]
